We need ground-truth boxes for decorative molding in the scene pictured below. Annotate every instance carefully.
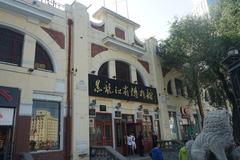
[0,0,53,23]
[90,22,104,32]
[41,27,65,49]
[162,67,171,77]
[103,36,145,57]
[138,59,150,73]
[91,43,108,57]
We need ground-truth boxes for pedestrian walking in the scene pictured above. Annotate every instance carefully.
[179,146,187,160]
[149,143,164,160]
[131,133,136,154]
[127,133,133,155]
[152,131,158,148]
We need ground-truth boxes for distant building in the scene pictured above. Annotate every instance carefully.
[192,0,215,16]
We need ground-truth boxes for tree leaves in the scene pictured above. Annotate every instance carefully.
[159,0,240,107]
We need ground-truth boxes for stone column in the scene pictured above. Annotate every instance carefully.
[22,35,36,69]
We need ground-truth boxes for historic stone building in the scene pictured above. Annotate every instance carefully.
[0,1,200,160]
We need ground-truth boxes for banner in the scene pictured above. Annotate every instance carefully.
[89,74,158,104]
[0,108,14,125]
[0,86,20,107]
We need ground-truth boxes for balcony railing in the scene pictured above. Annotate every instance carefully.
[37,0,65,10]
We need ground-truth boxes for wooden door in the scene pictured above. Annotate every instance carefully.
[95,121,113,146]
[142,115,153,152]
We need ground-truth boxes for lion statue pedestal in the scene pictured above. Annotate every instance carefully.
[186,110,235,160]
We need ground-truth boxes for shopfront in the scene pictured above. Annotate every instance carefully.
[89,74,158,154]
[0,86,20,160]
[179,107,200,141]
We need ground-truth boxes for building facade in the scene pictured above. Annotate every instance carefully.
[192,0,215,16]
[0,0,68,159]
[0,1,200,160]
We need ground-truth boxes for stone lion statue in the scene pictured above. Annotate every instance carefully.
[186,109,234,160]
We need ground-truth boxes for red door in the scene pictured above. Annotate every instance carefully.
[95,121,113,146]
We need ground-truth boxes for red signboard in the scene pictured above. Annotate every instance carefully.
[0,86,20,107]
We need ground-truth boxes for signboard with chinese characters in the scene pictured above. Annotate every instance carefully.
[0,86,20,107]
[0,108,14,126]
[89,74,158,104]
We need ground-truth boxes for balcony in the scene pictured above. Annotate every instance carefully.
[103,36,145,57]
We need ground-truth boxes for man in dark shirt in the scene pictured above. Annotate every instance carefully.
[152,132,158,148]
[138,131,144,156]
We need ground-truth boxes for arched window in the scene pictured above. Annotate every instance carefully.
[167,80,173,95]
[137,70,144,86]
[116,61,130,82]
[98,62,108,77]
[34,43,54,72]
[0,27,24,66]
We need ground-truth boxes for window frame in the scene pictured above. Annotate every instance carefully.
[30,93,63,153]
[175,79,185,97]
[0,27,24,66]
[167,80,173,95]
[98,61,109,78]
[168,111,180,140]
[34,43,54,72]
[115,60,131,82]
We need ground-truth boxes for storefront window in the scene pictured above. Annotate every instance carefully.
[193,114,200,135]
[168,111,179,140]
[29,100,60,151]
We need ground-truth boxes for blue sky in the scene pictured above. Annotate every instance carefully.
[57,0,194,40]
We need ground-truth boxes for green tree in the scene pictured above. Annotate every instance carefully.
[159,0,240,141]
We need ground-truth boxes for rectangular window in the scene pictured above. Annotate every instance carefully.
[168,111,179,140]
[29,100,60,151]
[115,27,125,40]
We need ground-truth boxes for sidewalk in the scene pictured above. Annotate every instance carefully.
[126,154,151,160]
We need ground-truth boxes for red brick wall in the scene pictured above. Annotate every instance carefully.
[41,27,65,49]
[138,59,150,73]
[13,115,66,160]
[91,43,108,57]
[13,116,31,160]
[115,27,125,40]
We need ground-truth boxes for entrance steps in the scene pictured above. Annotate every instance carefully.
[125,155,151,160]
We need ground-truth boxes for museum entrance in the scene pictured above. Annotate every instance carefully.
[114,114,143,155]
[91,113,113,146]
[0,126,13,160]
